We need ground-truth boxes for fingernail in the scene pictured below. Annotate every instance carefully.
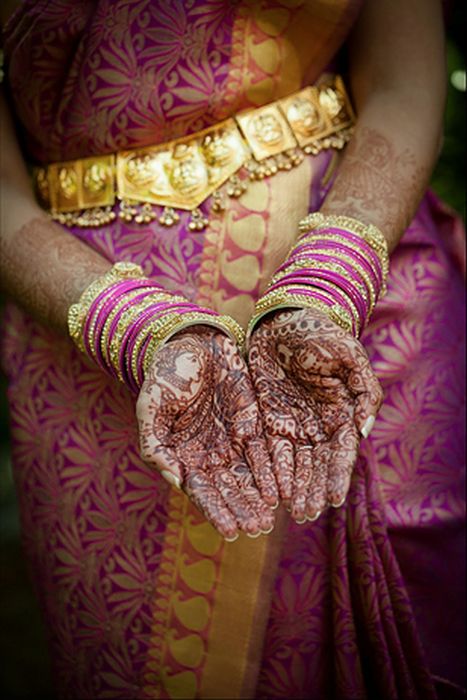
[330,497,346,509]
[261,525,274,535]
[161,470,181,489]
[306,510,321,522]
[360,415,375,439]
[225,533,239,543]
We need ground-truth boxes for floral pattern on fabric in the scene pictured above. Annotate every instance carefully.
[1,0,465,697]
[3,0,361,162]
[256,194,466,698]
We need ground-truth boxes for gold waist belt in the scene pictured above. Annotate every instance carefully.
[34,75,355,229]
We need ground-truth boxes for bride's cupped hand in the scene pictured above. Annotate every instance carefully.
[136,327,278,541]
[248,308,384,523]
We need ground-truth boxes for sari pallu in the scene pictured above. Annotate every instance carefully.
[1,1,465,698]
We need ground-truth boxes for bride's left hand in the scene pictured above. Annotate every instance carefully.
[248,308,384,523]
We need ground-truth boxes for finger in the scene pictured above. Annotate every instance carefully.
[304,446,329,521]
[136,392,184,484]
[212,469,264,537]
[326,422,360,507]
[345,349,384,437]
[230,461,275,534]
[266,435,295,504]
[354,384,383,438]
[244,437,279,508]
[138,433,183,487]
[184,470,239,541]
[291,446,314,523]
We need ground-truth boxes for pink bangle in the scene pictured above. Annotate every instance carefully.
[121,301,199,387]
[269,269,368,326]
[297,238,382,289]
[300,226,383,278]
[103,288,165,370]
[84,280,161,360]
[268,277,359,334]
[288,252,371,304]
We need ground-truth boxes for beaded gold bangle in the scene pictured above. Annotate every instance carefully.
[298,212,389,279]
[96,287,160,364]
[105,294,180,379]
[270,258,370,309]
[294,231,388,297]
[290,248,378,312]
[245,288,354,349]
[105,291,186,375]
[68,261,145,349]
[67,261,246,391]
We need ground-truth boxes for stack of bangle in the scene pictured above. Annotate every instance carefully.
[246,213,389,343]
[68,261,245,393]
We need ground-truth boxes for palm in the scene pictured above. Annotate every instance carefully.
[136,327,277,540]
[248,308,383,523]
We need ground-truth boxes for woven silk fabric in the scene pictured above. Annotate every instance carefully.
[1,1,465,698]
[3,0,361,163]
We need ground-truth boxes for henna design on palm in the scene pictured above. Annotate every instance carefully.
[248,308,383,523]
[136,327,278,540]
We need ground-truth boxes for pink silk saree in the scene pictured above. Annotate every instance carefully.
[1,1,465,698]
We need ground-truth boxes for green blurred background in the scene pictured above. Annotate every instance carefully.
[0,9,466,700]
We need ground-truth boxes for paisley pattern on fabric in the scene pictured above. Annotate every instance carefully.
[1,1,465,698]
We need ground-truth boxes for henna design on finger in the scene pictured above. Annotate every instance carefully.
[291,446,314,523]
[267,436,295,502]
[326,422,360,507]
[248,307,383,518]
[184,469,239,540]
[230,461,275,532]
[137,328,275,539]
[304,445,328,521]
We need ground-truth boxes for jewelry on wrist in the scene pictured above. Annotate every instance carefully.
[67,262,245,392]
[247,212,389,345]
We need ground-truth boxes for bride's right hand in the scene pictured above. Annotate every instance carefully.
[136,327,278,541]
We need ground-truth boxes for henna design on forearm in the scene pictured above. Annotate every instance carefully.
[248,308,383,522]
[0,215,110,331]
[136,328,277,539]
[321,127,429,251]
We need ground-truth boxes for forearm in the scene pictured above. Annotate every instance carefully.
[321,0,445,253]
[0,92,111,332]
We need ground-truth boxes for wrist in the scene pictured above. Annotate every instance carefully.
[67,262,245,392]
[246,212,388,348]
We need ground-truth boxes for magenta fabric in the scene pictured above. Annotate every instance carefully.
[256,191,466,699]
[1,1,465,698]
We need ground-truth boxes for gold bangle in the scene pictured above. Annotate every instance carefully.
[246,288,355,349]
[106,292,186,378]
[260,269,362,332]
[127,297,207,383]
[97,286,161,364]
[298,212,389,281]
[270,258,370,310]
[105,294,173,378]
[254,288,356,332]
[290,248,378,311]
[294,231,388,297]
[284,283,361,332]
[67,261,145,349]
